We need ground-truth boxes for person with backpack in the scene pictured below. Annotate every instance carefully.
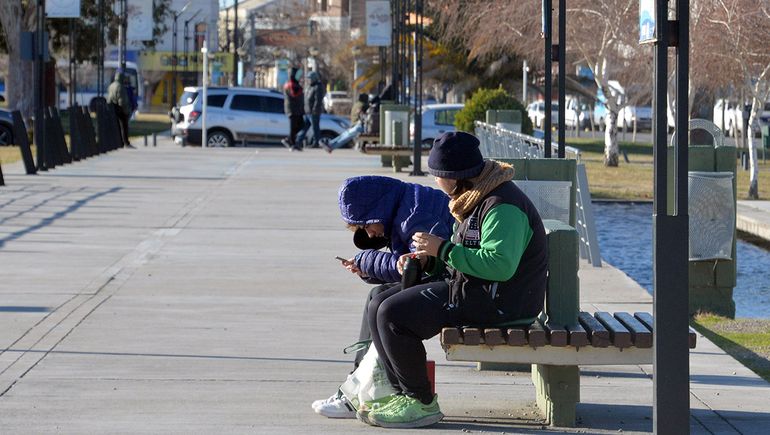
[281,67,304,151]
[106,71,134,148]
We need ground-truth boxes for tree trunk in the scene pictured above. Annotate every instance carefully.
[604,110,619,166]
[747,106,760,199]
[0,1,36,120]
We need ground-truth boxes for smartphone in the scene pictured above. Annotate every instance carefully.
[335,256,348,262]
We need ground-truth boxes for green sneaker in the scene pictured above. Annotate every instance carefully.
[356,394,404,426]
[368,394,444,428]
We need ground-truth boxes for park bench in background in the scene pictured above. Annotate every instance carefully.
[440,219,697,426]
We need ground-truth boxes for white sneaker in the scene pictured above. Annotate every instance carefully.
[312,392,356,419]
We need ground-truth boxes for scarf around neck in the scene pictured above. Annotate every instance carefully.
[448,160,515,222]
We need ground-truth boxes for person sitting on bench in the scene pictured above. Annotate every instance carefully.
[359,132,548,428]
[311,175,454,418]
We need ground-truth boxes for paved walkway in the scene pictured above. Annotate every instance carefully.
[737,200,770,242]
[0,140,768,434]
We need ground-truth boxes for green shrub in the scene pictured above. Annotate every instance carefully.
[454,87,533,135]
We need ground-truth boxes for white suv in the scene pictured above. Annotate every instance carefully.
[170,87,351,147]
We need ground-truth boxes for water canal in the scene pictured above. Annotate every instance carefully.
[593,202,770,319]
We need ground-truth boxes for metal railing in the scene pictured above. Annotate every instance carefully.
[474,121,601,267]
[474,121,582,161]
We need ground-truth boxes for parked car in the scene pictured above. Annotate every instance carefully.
[565,97,593,129]
[527,101,560,129]
[617,105,653,131]
[170,87,351,147]
[713,98,770,137]
[0,108,14,146]
[410,103,464,145]
[323,91,352,115]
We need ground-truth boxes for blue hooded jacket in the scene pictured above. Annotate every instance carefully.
[338,176,454,283]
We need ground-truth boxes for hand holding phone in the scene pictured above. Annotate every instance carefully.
[335,256,348,263]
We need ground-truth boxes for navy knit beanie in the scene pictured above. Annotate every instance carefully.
[428,131,485,179]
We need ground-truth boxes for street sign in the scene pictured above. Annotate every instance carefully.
[47,0,80,18]
[366,1,392,46]
[127,0,154,42]
[639,0,656,44]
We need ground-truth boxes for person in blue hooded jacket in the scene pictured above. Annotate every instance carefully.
[311,175,454,419]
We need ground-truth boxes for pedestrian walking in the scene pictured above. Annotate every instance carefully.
[106,71,134,148]
[296,71,325,148]
[281,67,304,151]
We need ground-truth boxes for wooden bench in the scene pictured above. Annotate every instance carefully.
[440,220,697,427]
[360,143,431,172]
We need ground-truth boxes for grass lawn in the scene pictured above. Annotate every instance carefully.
[692,313,770,382]
[568,137,770,201]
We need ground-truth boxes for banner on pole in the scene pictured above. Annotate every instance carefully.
[47,0,81,18]
[128,0,154,42]
[366,1,392,47]
[639,0,656,44]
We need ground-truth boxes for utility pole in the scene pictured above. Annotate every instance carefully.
[118,0,126,71]
[233,0,239,86]
[35,0,47,171]
[97,0,104,96]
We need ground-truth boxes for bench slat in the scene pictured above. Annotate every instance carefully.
[578,312,610,347]
[634,311,698,349]
[441,327,462,345]
[614,312,653,348]
[506,328,528,346]
[688,327,698,349]
[483,328,506,346]
[527,320,547,347]
[595,312,632,348]
[633,312,654,331]
[544,321,568,347]
[567,323,590,347]
[463,328,482,345]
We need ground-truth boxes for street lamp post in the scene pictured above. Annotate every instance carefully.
[201,38,209,148]
[351,46,361,95]
[171,1,192,107]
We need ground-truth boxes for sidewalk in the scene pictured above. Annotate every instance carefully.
[0,140,768,434]
[737,199,770,241]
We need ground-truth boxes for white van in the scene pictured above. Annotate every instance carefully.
[58,61,144,113]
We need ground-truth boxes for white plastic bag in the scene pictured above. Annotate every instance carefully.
[339,343,397,410]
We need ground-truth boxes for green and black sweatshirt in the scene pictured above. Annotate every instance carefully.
[432,181,547,324]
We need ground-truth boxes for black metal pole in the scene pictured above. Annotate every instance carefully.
[97,0,104,97]
[379,47,386,94]
[411,0,424,176]
[184,20,189,72]
[557,0,565,158]
[69,18,74,108]
[35,0,47,172]
[233,0,239,86]
[543,0,552,158]
[172,15,178,106]
[653,0,690,432]
[391,0,398,100]
[121,0,127,70]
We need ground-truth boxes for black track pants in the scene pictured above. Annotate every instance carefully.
[353,283,398,368]
[367,281,462,404]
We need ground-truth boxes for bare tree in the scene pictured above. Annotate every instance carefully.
[433,0,649,166]
[705,0,770,198]
[0,1,37,118]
